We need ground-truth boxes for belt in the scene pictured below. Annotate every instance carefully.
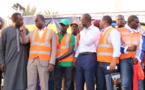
[79,52,96,56]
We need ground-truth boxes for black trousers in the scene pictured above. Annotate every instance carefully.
[54,65,74,90]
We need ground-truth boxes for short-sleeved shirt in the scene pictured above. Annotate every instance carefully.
[57,32,75,67]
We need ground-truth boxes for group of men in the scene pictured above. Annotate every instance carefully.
[0,12,145,90]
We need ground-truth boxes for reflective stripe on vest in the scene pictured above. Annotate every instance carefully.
[123,41,139,45]
[57,33,74,62]
[97,28,113,54]
[29,28,52,61]
[97,52,113,56]
[119,27,141,59]
[32,28,51,44]
[97,27,119,63]
[98,44,113,48]
[31,42,51,47]
[30,51,51,55]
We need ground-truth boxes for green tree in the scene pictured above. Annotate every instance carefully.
[24,4,37,16]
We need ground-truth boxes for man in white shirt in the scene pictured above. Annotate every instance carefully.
[97,15,121,90]
[75,13,100,90]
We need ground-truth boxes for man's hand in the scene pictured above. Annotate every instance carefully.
[109,61,116,71]
[20,25,26,33]
[0,64,6,71]
[48,64,54,72]
[73,58,77,67]
[56,58,60,63]
[132,57,138,65]
[127,45,137,51]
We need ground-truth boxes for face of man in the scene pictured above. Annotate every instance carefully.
[78,24,83,31]
[100,20,105,29]
[60,23,68,33]
[71,24,78,35]
[81,16,87,27]
[34,16,45,29]
[116,16,125,27]
[0,18,4,29]
[129,18,139,29]
[15,15,23,28]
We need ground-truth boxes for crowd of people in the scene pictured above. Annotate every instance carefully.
[0,12,145,90]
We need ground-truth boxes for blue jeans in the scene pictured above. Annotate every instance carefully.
[97,62,119,90]
[120,58,144,90]
[76,53,96,90]
[138,80,144,90]
[120,58,133,90]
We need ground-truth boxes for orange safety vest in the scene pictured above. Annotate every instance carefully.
[57,33,74,63]
[76,33,80,48]
[29,28,53,61]
[119,27,141,59]
[97,27,119,64]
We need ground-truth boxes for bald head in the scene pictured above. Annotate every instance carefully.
[36,14,45,22]
[128,15,139,29]
[81,13,92,28]
[117,15,124,19]
[128,15,138,23]
[100,15,112,29]
[82,13,91,22]
[102,15,112,25]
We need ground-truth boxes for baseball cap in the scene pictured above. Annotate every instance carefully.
[60,19,70,25]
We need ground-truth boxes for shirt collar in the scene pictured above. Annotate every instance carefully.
[102,26,112,32]
[84,24,94,30]
[125,24,140,33]
[58,32,67,36]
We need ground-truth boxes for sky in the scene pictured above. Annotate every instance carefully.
[0,0,145,20]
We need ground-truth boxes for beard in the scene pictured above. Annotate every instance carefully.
[82,24,86,28]
[15,24,23,28]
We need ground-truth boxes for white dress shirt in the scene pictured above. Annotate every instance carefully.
[103,26,121,57]
[75,24,100,57]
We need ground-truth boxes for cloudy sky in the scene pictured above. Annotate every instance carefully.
[0,0,145,20]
